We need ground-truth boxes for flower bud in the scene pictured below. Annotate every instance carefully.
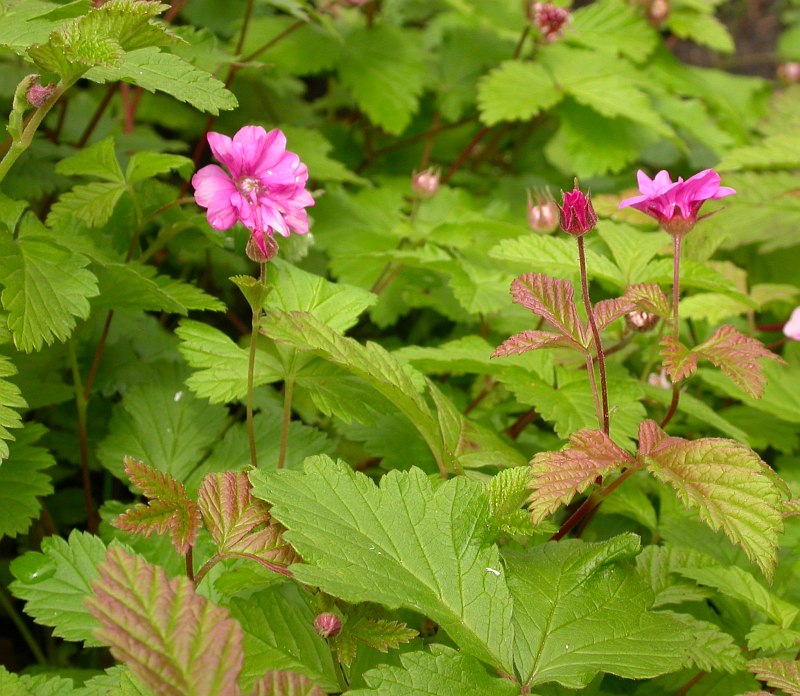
[314,612,342,639]
[527,188,558,233]
[626,310,659,332]
[528,2,571,43]
[558,182,597,237]
[246,232,279,263]
[643,0,670,25]
[412,167,441,199]
[777,62,800,85]
[25,77,56,109]
[647,369,671,390]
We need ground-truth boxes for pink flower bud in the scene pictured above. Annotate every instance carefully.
[558,182,597,237]
[527,188,558,233]
[529,3,571,43]
[643,0,670,25]
[412,167,441,199]
[626,310,659,332]
[783,306,800,341]
[314,612,342,639]
[777,62,800,84]
[26,79,56,108]
[246,233,279,263]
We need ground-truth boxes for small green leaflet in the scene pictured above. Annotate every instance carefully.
[0,354,26,460]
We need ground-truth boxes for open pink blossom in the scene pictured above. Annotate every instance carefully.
[192,126,314,258]
[784,306,800,341]
[618,169,735,236]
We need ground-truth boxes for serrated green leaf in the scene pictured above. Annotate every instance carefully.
[10,530,106,646]
[0,229,98,352]
[477,60,560,125]
[279,126,366,185]
[46,180,126,228]
[0,0,91,55]
[0,353,26,460]
[506,535,692,687]
[747,623,800,653]
[489,467,535,535]
[230,275,271,315]
[664,611,745,672]
[348,645,519,696]
[338,26,424,134]
[86,47,237,115]
[55,137,123,182]
[87,546,244,696]
[571,0,658,61]
[125,152,193,184]
[250,457,515,673]
[667,7,734,53]
[0,665,78,695]
[78,665,154,695]
[228,584,338,692]
[0,423,52,538]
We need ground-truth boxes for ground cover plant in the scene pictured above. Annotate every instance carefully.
[2,0,800,694]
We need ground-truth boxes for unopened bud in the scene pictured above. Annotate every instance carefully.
[527,188,558,233]
[412,167,441,199]
[645,0,670,25]
[246,232,279,263]
[777,62,800,84]
[626,310,659,332]
[314,612,342,639]
[528,2,571,43]
[25,77,56,109]
[558,180,597,237]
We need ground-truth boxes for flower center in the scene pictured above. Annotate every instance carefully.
[236,176,262,198]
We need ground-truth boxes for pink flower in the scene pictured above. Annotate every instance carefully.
[558,184,597,237]
[618,169,735,236]
[784,306,800,341]
[192,126,314,258]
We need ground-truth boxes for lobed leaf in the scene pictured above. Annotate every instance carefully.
[528,429,635,524]
[87,546,244,696]
[747,658,800,696]
[660,336,697,382]
[509,273,586,347]
[694,325,784,398]
[114,457,200,556]
[336,615,418,667]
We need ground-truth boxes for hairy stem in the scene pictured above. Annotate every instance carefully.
[0,583,47,666]
[247,263,267,468]
[277,378,294,470]
[584,353,604,432]
[661,233,684,429]
[577,236,609,434]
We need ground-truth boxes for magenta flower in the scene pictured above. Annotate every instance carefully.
[192,126,314,259]
[558,185,597,237]
[784,306,800,341]
[618,169,735,236]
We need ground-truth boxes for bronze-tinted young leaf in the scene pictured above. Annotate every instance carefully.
[636,419,669,457]
[86,546,244,696]
[694,325,785,398]
[593,297,635,332]
[528,429,636,524]
[491,330,576,357]
[510,273,586,347]
[641,434,784,581]
[625,283,671,317]
[248,671,326,696]
[114,457,200,555]
[660,336,697,383]
[335,615,418,667]
[748,658,800,695]
[197,471,298,572]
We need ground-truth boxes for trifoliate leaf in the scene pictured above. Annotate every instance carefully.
[508,273,586,347]
[227,584,338,692]
[55,137,123,182]
[197,471,297,571]
[661,336,697,382]
[477,60,560,125]
[640,420,785,581]
[506,535,692,687]
[86,47,237,115]
[747,623,800,652]
[338,26,425,134]
[10,531,107,646]
[747,658,800,696]
[0,423,53,538]
[250,457,515,673]
[0,228,98,352]
[348,645,519,696]
[87,546,244,695]
[664,611,745,673]
[114,457,200,556]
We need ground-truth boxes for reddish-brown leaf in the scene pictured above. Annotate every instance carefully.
[694,325,785,399]
[528,429,635,524]
[660,336,697,383]
[624,283,671,317]
[593,297,635,332]
[748,658,800,696]
[492,330,576,357]
[86,547,244,696]
[248,671,326,696]
[114,457,200,555]
[510,273,586,347]
[636,419,670,458]
[197,472,298,571]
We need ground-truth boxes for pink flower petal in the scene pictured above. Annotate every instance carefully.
[784,306,800,341]
[207,132,245,179]
[192,165,239,230]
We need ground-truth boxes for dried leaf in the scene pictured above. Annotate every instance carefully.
[510,273,586,347]
[660,336,697,383]
[197,471,299,572]
[114,457,200,555]
[86,547,244,696]
[528,429,635,524]
[625,283,671,317]
[695,325,785,398]
[748,658,800,696]
[491,330,575,357]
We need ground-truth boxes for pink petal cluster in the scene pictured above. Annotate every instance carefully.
[784,307,800,341]
[618,169,735,236]
[531,3,571,43]
[192,126,314,259]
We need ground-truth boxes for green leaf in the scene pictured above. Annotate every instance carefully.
[10,530,107,647]
[47,180,126,228]
[97,363,227,482]
[348,645,519,696]
[228,584,338,692]
[747,658,800,695]
[250,457,515,673]
[570,0,658,61]
[125,152,193,184]
[667,7,734,53]
[0,227,98,352]
[0,353,26,460]
[230,275,271,316]
[0,666,78,696]
[506,535,692,687]
[79,665,154,695]
[661,336,698,382]
[86,47,237,115]
[87,546,244,695]
[641,421,785,581]
[338,26,424,134]
[55,137,123,182]
[747,623,800,652]
[0,423,53,538]
[247,672,326,696]
[279,126,365,185]
[477,60,560,125]
[337,615,418,662]
[489,467,536,536]
[664,612,745,673]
